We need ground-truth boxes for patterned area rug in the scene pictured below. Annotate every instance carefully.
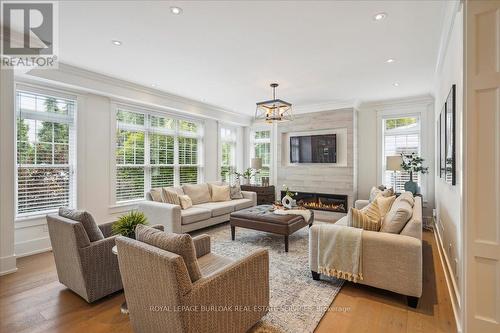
[192,222,343,333]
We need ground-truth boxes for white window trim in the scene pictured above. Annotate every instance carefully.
[110,102,205,205]
[14,84,78,219]
[218,122,238,183]
[249,125,273,184]
[376,106,430,198]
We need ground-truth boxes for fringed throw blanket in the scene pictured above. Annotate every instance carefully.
[273,208,312,224]
[317,224,363,282]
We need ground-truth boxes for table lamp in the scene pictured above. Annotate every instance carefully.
[386,155,402,192]
[251,158,262,185]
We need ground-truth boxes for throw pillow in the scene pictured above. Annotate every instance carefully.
[380,199,413,234]
[58,207,104,242]
[376,195,396,219]
[182,183,211,205]
[349,200,381,231]
[135,224,202,282]
[369,186,395,202]
[211,184,231,202]
[149,188,164,203]
[163,189,181,206]
[398,191,415,207]
[230,183,244,199]
[179,195,193,210]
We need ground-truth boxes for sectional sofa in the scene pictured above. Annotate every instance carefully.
[138,182,257,233]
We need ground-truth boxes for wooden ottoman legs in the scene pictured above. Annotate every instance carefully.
[311,271,320,280]
[231,226,235,240]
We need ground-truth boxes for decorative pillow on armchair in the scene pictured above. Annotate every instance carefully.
[348,199,381,231]
[135,224,202,282]
[58,207,104,242]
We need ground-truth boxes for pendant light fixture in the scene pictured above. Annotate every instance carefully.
[255,83,293,122]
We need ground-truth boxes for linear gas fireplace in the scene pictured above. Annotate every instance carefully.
[280,191,348,213]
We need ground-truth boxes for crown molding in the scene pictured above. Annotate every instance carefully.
[358,94,434,111]
[434,0,462,77]
[293,100,355,114]
[22,62,252,126]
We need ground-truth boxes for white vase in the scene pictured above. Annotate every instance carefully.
[282,195,293,209]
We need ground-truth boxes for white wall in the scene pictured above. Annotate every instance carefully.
[0,65,248,266]
[357,96,435,220]
[433,2,463,328]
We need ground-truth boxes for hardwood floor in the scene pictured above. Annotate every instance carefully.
[0,230,456,333]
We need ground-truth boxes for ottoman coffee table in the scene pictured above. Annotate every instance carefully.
[230,205,313,252]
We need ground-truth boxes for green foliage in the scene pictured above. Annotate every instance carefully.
[234,168,259,180]
[112,211,148,238]
[400,153,429,177]
[385,117,417,130]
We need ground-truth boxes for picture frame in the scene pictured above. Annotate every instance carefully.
[445,84,456,185]
[440,105,446,178]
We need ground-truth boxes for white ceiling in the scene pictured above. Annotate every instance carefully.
[59,0,445,115]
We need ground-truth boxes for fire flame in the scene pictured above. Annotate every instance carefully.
[298,198,345,212]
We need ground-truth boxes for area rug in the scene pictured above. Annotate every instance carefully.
[192,222,344,333]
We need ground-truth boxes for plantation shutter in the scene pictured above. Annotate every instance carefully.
[382,117,421,192]
[220,127,236,183]
[16,90,76,216]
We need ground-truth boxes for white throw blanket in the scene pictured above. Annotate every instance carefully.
[273,208,312,223]
[317,224,363,282]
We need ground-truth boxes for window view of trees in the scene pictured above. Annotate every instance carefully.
[16,92,75,215]
[252,130,271,183]
[116,110,201,202]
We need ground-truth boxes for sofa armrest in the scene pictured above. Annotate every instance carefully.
[355,200,370,210]
[183,249,269,331]
[241,191,257,206]
[361,231,422,297]
[98,221,116,238]
[138,201,182,233]
[192,234,211,258]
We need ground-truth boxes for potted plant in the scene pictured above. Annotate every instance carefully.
[400,153,429,194]
[234,168,259,185]
[112,211,148,239]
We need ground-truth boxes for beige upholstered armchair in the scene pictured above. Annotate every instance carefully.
[116,232,270,333]
[46,213,123,303]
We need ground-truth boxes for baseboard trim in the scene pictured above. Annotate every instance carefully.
[0,254,17,276]
[15,236,52,258]
[433,228,462,333]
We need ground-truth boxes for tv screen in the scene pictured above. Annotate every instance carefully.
[290,134,336,163]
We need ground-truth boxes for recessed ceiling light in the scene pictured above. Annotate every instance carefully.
[386,58,395,63]
[393,82,400,87]
[111,40,122,46]
[170,6,182,15]
[151,84,157,88]
[374,12,387,21]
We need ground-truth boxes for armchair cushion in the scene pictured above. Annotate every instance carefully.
[135,225,202,282]
[59,208,104,242]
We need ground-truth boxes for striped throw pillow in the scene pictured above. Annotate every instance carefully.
[162,188,181,205]
[349,199,382,231]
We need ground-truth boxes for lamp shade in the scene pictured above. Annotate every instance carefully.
[386,155,402,171]
[251,158,262,169]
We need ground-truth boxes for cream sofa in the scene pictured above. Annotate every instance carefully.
[138,183,257,233]
[309,196,422,308]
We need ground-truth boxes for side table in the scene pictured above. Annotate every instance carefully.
[240,185,275,205]
[112,245,128,314]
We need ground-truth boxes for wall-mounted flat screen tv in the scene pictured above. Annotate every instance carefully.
[290,134,336,163]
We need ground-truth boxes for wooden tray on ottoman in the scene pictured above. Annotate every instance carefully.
[229,205,313,252]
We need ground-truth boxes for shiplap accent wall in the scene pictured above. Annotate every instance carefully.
[276,108,357,221]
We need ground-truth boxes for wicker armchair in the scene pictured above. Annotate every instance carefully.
[116,234,269,333]
[46,214,123,303]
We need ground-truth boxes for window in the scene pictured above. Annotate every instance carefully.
[220,126,237,183]
[382,116,420,192]
[250,129,271,184]
[16,90,76,216]
[115,108,202,202]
